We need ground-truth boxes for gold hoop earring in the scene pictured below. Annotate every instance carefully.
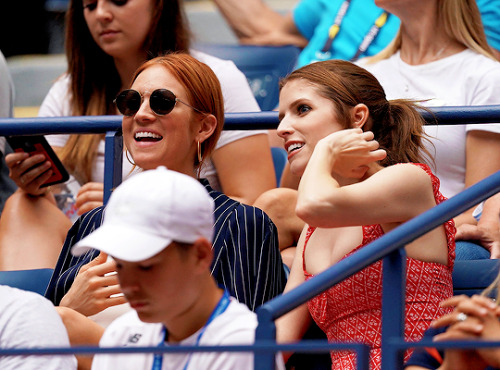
[125,148,136,166]
[197,141,203,164]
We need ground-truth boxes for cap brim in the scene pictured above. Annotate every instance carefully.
[71,225,172,262]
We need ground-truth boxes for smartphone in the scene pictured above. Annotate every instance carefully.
[6,135,70,187]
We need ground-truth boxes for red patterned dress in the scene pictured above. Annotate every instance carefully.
[302,164,456,369]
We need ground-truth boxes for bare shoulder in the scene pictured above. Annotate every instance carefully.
[373,163,432,186]
[370,163,435,203]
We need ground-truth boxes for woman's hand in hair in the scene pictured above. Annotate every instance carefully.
[318,128,386,179]
[5,152,54,196]
[75,182,104,215]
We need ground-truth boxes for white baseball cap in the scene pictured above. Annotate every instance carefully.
[71,167,214,262]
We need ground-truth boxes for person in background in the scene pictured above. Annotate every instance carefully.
[0,50,17,214]
[212,0,499,70]
[275,59,455,369]
[0,285,77,369]
[44,53,285,369]
[72,167,285,370]
[212,0,500,265]
[361,0,500,260]
[0,0,276,271]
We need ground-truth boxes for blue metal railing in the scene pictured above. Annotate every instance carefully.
[2,105,500,202]
[1,105,500,369]
[255,170,500,369]
[2,103,500,133]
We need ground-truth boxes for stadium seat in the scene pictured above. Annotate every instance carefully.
[194,44,301,111]
[6,54,66,108]
[0,268,54,295]
[452,259,500,297]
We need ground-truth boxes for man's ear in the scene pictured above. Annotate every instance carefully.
[195,114,217,144]
[351,104,370,129]
[191,237,213,272]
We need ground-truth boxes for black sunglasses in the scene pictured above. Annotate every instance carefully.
[114,89,203,117]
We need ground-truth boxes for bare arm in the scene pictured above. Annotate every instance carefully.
[454,131,500,257]
[455,130,500,227]
[296,129,434,228]
[212,0,308,47]
[56,307,105,370]
[276,226,312,362]
[211,134,277,205]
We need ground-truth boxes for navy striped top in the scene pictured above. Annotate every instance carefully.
[45,179,286,311]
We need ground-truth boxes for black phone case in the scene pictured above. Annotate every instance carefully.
[6,135,70,187]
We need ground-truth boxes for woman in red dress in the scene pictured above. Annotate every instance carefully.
[276,59,455,369]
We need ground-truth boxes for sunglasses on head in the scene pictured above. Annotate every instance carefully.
[114,89,203,117]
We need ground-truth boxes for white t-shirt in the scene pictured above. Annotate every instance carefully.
[38,50,264,191]
[360,49,500,198]
[92,297,285,370]
[0,285,77,369]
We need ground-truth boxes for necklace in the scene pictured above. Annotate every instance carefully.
[397,42,451,93]
[432,42,450,61]
[396,53,411,93]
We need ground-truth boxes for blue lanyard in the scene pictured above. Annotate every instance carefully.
[151,290,231,370]
[315,0,389,62]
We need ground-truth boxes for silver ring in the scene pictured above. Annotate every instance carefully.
[456,312,468,322]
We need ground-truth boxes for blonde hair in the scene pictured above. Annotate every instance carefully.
[367,0,497,64]
[482,270,500,301]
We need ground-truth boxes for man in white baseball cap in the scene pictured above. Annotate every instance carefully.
[72,167,283,370]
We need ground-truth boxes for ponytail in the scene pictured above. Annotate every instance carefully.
[371,99,433,166]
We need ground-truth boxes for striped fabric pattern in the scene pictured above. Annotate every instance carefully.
[45,179,286,311]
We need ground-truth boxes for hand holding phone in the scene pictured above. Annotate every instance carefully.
[6,135,69,188]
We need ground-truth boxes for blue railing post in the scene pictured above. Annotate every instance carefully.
[255,305,276,370]
[381,249,406,370]
[103,130,123,205]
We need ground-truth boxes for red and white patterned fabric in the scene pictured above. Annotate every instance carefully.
[302,163,456,369]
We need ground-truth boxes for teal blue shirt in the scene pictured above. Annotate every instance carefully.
[293,0,500,68]
[478,0,500,52]
[293,0,400,68]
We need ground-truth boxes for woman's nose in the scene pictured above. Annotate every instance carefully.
[277,117,293,139]
[95,0,113,22]
[134,99,155,123]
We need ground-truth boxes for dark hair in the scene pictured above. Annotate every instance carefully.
[280,60,432,166]
[60,0,191,183]
[132,53,224,168]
